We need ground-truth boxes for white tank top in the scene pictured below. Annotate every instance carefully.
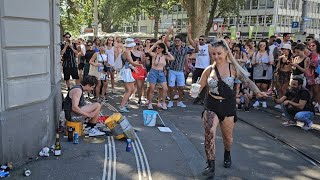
[195,44,210,69]
[105,46,115,66]
[97,53,107,63]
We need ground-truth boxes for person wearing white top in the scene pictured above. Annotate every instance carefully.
[89,46,109,102]
[188,34,212,104]
[105,37,116,93]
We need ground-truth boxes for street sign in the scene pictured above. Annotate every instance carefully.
[213,23,218,31]
[292,22,299,28]
[213,18,224,23]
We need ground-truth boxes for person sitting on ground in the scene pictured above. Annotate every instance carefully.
[64,75,105,136]
[273,78,314,130]
[236,82,253,112]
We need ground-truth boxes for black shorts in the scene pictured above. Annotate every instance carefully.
[78,63,85,70]
[63,67,79,80]
[204,96,237,122]
[254,79,271,85]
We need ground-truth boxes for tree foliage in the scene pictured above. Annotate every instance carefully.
[60,0,93,36]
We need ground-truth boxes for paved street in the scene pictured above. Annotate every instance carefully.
[7,81,320,180]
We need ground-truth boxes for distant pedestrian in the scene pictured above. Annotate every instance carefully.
[60,32,80,90]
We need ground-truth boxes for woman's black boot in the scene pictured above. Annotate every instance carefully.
[202,160,215,179]
[224,150,232,168]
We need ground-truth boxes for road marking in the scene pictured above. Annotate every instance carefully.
[134,140,146,177]
[104,102,152,180]
[107,136,112,180]
[111,136,117,180]
[102,144,108,180]
[132,142,142,180]
[135,133,152,180]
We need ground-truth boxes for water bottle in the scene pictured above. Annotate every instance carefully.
[73,132,79,144]
[126,139,132,152]
[240,95,245,104]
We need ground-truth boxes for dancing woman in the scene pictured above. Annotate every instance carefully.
[194,40,266,178]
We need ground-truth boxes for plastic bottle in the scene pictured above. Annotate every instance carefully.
[126,139,132,152]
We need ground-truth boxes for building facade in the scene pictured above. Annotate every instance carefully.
[136,0,320,39]
[0,0,61,163]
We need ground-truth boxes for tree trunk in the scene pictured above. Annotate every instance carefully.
[205,0,219,36]
[182,0,212,38]
[154,15,160,39]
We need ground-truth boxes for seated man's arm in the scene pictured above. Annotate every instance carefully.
[274,96,287,104]
[288,90,309,110]
[71,89,89,117]
[288,100,307,110]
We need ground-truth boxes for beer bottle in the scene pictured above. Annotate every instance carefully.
[54,133,61,156]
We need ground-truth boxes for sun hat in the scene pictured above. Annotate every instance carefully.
[281,43,291,50]
[124,38,136,48]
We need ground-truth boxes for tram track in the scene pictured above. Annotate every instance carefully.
[238,117,320,168]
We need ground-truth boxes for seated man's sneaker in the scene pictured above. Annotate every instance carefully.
[302,122,313,130]
[89,128,106,137]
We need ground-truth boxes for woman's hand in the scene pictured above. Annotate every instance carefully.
[256,92,268,98]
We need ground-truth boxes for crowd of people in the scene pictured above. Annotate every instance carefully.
[61,28,319,178]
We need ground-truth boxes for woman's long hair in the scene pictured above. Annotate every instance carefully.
[212,39,250,77]
[157,42,167,54]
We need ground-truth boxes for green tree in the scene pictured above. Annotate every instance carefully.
[205,0,245,36]
[60,0,93,36]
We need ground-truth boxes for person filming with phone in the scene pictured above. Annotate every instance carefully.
[273,78,314,130]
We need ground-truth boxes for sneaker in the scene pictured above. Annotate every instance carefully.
[162,103,167,110]
[262,101,267,108]
[237,104,242,110]
[141,96,146,101]
[282,121,297,126]
[167,101,173,108]
[89,93,94,99]
[83,127,91,135]
[166,96,170,101]
[302,122,313,130]
[177,101,187,108]
[253,101,259,108]
[174,95,179,100]
[119,106,130,113]
[245,107,250,112]
[274,104,282,109]
[157,103,162,108]
[89,128,106,137]
[148,103,153,110]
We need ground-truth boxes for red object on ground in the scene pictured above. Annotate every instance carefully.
[132,66,147,80]
[98,116,107,123]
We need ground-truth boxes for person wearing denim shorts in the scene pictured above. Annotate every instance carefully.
[146,41,174,110]
[164,26,199,108]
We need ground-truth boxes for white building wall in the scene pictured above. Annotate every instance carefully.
[0,0,61,163]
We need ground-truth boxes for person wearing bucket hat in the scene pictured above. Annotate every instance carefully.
[274,43,293,99]
[131,38,147,106]
[118,38,144,113]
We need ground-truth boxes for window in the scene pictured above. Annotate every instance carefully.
[243,16,249,27]
[259,0,266,9]
[250,16,257,25]
[318,3,320,14]
[229,17,235,25]
[252,0,258,9]
[267,0,274,8]
[279,0,284,9]
[258,15,265,25]
[140,26,147,33]
[266,15,273,25]
[283,0,288,9]
[244,0,250,9]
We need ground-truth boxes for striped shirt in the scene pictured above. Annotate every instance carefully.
[61,43,77,68]
[169,45,190,72]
